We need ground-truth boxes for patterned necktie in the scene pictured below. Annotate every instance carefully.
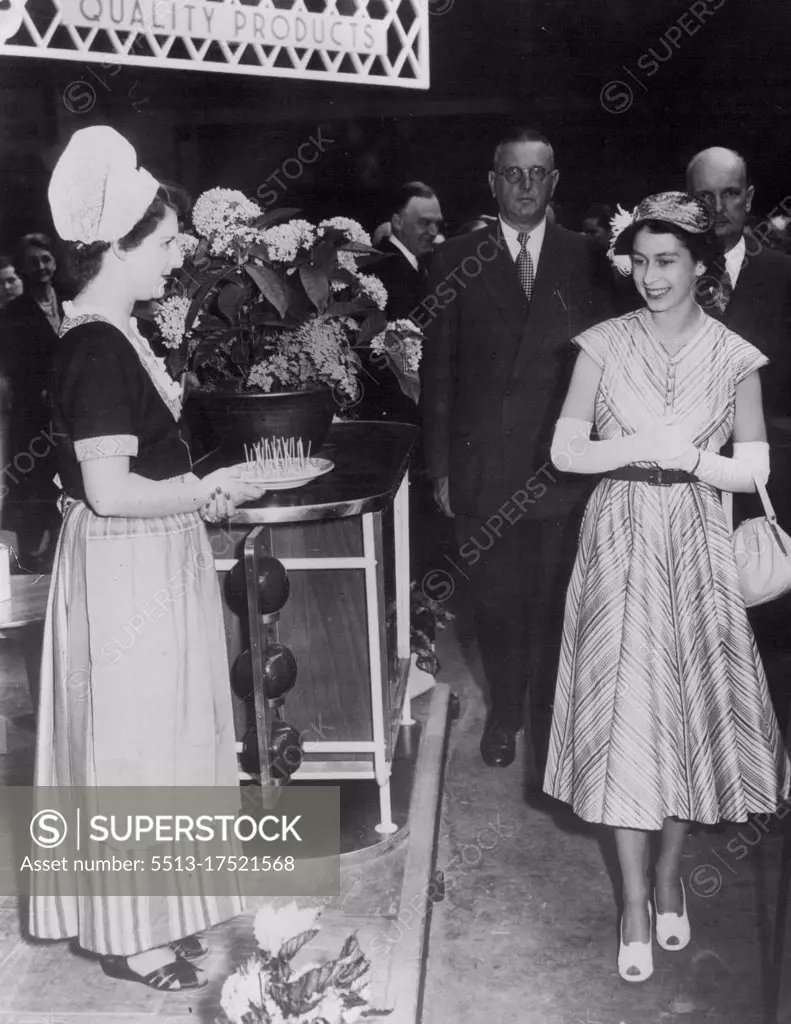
[516,232,534,301]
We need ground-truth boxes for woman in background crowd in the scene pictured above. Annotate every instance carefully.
[545,192,790,983]
[0,256,23,309]
[30,125,266,992]
[0,233,69,568]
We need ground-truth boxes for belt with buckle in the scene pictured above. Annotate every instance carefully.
[604,466,697,486]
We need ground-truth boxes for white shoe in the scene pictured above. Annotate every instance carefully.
[655,878,690,951]
[618,902,654,983]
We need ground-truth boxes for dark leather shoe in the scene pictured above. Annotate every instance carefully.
[480,716,517,767]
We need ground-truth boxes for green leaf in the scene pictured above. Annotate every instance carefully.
[278,928,320,962]
[230,337,251,366]
[251,207,303,230]
[185,267,232,334]
[330,268,357,287]
[299,264,330,312]
[327,300,369,316]
[340,240,379,254]
[245,264,289,318]
[356,311,387,346]
[192,236,210,266]
[269,961,334,1016]
[217,281,249,321]
[354,252,392,271]
[310,239,339,274]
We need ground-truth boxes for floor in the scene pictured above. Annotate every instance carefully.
[0,626,447,1024]
[1,590,790,1024]
[422,599,791,1024]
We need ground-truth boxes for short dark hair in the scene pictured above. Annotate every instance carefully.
[388,181,437,219]
[66,182,190,290]
[625,219,720,270]
[17,232,55,269]
[493,128,555,169]
[0,256,16,272]
[583,203,613,228]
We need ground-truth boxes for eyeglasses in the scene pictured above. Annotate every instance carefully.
[494,165,554,186]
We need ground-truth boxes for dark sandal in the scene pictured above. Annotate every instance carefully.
[100,954,207,990]
[170,934,208,962]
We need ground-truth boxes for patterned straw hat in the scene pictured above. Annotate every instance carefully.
[612,191,713,256]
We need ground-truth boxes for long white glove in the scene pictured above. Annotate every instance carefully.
[550,416,694,474]
[690,441,769,493]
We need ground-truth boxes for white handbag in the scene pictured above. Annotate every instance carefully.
[724,480,791,607]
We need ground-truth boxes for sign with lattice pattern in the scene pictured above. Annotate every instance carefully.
[0,0,429,88]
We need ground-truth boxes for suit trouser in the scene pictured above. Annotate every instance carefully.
[455,510,583,773]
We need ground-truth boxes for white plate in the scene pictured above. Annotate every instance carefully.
[237,457,334,490]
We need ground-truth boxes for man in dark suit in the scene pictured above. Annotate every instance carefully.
[420,127,610,774]
[374,181,443,320]
[357,183,443,425]
[688,146,791,736]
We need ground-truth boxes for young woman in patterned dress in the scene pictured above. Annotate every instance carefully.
[544,193,790,982]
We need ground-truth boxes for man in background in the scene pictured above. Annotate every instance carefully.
[374,181,443,320]
[422,128,610,780]
[687,145,791,737]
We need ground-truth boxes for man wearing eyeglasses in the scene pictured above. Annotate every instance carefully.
[421,127,610,779]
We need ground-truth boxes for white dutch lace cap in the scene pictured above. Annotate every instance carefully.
[48,125,159,245]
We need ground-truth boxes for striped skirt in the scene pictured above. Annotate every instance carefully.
[29,498,244,954]
[543,477,791,830]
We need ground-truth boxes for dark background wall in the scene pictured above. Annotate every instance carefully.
[1,0,790,255]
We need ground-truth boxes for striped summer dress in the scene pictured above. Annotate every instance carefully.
[543,308,791,829]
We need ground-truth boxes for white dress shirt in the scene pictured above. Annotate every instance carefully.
[499,215,547,274]
[725,235,746,289]
[388,233,419,272]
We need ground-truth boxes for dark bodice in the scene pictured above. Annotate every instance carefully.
[50,319,192,502]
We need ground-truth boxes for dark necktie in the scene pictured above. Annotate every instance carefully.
[516,232,534,301]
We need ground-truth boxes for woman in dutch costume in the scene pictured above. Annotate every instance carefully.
[543,193,790,983]
[29,126,266,991]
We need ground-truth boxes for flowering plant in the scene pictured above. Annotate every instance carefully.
[151,190,422,403]
[219,902,391,1024]
[607,202,638,277]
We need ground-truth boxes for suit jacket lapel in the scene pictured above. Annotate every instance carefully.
[510,225,566,379]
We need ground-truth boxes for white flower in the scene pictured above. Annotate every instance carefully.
[253,901,321,957]
[319,217,372,248]
[220,966,267,1024]
[191,188,263,258]
[336,250,359,274]
[153,294,192,348]
[369,320,423,372]
[606,204,638,278]
[176,232,199,258]
[357,273,388,310]
[299,990,345,1024]
[609,202,637,243]
[261,220,317,262]
[192,187,261,239]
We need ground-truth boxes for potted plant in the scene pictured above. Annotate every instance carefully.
[219,902,392,1024]
[150,190,422,456]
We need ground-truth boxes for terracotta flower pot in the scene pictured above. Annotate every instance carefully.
[188,386,336,458]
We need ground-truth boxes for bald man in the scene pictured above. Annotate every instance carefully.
[687,147,791,735]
